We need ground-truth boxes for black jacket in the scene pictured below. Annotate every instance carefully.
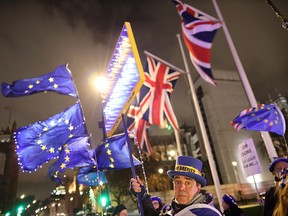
[223,206,246,216]
[263,187,278,216]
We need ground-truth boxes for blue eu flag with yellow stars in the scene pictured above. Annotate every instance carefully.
[231,103,286,136]
[95,133,141,170]
[1,64,78,98]
[48,136,96,184]
[15,102,88,172]
[77,166,107,187]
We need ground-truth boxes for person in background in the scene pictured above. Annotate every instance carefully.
[130,156,222,215]
[106,206,115,216]
[263,157,288,216]
[222,193,246,216]
[272,166,288,216]
[151,196,164,214]
[112,204,128,216]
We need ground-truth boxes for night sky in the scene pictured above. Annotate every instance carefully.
[1,0,288,200]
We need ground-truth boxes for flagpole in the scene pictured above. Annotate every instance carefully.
[174,128,183,156]
[121,114,144,216]
[144,50,187,74]
[211,0,278,161]
[177,34,223,210]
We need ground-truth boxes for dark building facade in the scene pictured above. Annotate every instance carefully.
[0,122,19,213]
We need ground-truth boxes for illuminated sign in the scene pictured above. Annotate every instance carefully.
[103,22,145,137]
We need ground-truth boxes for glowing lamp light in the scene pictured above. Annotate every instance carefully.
[103,22,145,137]
[94,76,108,94]
[169,150,176,157]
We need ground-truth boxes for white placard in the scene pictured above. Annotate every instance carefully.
[239,138,262,177]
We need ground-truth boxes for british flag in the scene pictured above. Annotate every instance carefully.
[127,55,181,154]
[173,0,221,86]
[127,91,152,155]
[142,55,181,129]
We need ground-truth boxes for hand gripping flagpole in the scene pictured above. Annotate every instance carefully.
[121,114,144,216]
[211,0,278,161]
[129,129,150,193]
[177,34,223,211]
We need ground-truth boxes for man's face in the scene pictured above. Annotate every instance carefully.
[119,209,128,216]
[273,161,288,174]
[221,200,230,211]
[173,175,201,205]
[152,200,160,210]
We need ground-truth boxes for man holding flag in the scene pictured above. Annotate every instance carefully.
[130,156,221,216]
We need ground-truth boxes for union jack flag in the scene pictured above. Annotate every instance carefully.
[127,55,181,154]
[142,55,181,128]
[173,0,221,86]
[127,112,152,155]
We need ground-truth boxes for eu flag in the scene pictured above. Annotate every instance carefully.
[48,136,96,184]
[77,166,107,187]
[15,102,88,171]
[231,103,286,136]
[95,133,141,170]
[2,64,78,98]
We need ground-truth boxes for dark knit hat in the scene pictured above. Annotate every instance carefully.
[112,204,127,216]
[151,196,162,204]
[223,194,237,207]
[269,157,288,172]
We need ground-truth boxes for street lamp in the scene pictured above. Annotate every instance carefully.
[232,161,241,184]
[94,76,108,94]
[94,76,108,139]
[232,161,244,203]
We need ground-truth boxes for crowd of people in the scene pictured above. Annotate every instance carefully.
[106,155,288,216]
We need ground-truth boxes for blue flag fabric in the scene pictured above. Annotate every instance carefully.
[15,102,88,171]
[95,133,141,170]
[231,103,286,136]
[77,166,107,187]
[1,64,78,98]
[48,136,96,184]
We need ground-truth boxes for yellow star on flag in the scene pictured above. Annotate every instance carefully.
[65,155,70,162]
[106,149,112,155]
[60,163,66,169]
[49,148,55,153]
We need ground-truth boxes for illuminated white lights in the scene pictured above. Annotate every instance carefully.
[102,22,144,137]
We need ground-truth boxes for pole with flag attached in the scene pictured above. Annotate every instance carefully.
[211,0,278,161]
[176,34,223,210]
[144,50,187,156]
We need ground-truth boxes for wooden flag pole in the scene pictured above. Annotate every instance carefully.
[177,34,223,211]
[211,0,278,161]
[121,114,144,216]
